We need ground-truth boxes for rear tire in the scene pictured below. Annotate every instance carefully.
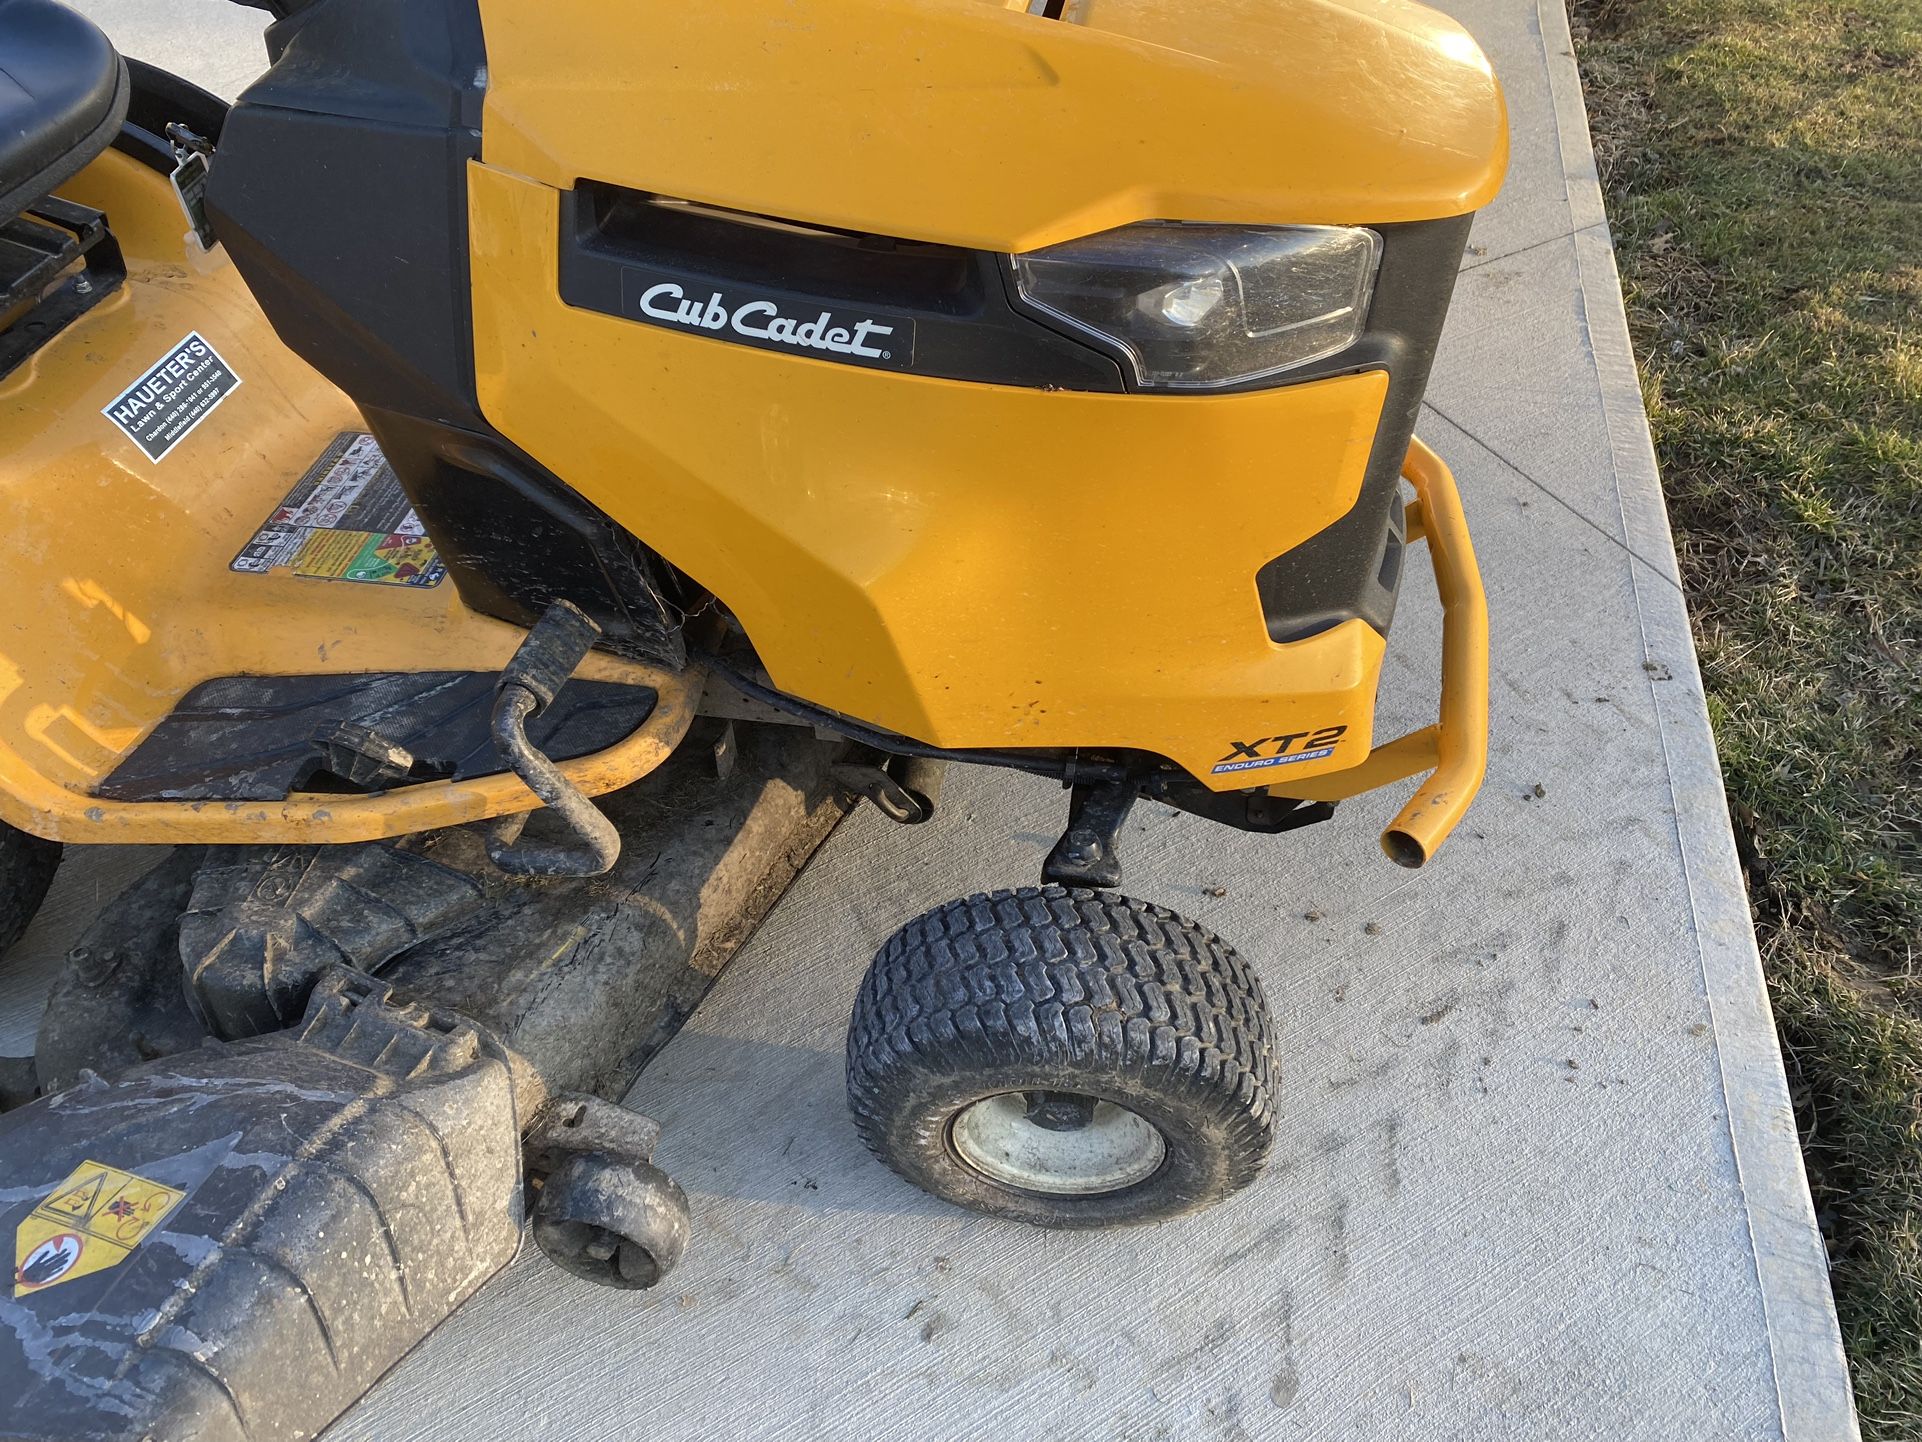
[846,885,1275,1227]
[0,822,60,958]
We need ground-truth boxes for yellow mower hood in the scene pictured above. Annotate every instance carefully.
[476,0,1508,251]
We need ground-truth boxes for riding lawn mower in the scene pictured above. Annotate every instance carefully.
[0,0,1505,1435]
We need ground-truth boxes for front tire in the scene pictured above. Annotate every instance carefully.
[846,886,1276,1228]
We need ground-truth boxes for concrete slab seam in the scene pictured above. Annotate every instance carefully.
[1421,394,1687,588]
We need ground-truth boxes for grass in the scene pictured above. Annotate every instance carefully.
[1570,0,1922,1432]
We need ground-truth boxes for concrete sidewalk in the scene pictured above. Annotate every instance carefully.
[4,1,1858,1438]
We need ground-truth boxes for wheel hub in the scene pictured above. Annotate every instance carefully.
[949,1090,1166,1196]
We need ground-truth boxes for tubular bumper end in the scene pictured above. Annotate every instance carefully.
[1278,436,1488,868]
[1382,436,1489,866]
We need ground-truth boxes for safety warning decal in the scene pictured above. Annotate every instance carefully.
[101,331,243,462]
[13,1159,187,1297]
[231,431,446,587]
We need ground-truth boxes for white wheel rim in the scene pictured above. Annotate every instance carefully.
[948,1091,1166,1196]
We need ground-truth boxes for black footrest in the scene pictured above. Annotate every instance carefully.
[94,669,658,803]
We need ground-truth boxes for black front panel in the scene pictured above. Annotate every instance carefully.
[617,262,920,373]
[559,183,1127,391]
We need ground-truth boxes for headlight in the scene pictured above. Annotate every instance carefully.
[1010,223,1382,391]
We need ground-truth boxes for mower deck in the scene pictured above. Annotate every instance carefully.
[2,723,847,1438]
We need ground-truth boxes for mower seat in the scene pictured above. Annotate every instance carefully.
[0,0,128,224]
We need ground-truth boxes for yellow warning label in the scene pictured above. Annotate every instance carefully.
[290,526,372,580]
[13,1160,186,1296]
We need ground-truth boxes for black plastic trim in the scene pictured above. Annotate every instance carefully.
[558,184,1126,391]
[205,0,487,428]
[120,57,228,152]
[203,0,691,665]
[363,407,689,671]
[1252,214,1474,643]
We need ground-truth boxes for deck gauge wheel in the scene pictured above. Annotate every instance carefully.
[846,886,1277,1227]
[531,1152,691,1289]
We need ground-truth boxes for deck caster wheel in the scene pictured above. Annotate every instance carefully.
[531,1152,691,1289]
[846,885,1276,1228]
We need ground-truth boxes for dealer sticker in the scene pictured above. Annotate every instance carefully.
[101,331,242,462]
[13,1159,187,1297]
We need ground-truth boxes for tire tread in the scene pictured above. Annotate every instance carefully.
[846,885,1275,1225]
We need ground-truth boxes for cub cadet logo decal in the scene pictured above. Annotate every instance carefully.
[618,266,916,372]
[13,1159,187,1296]
[1212,725,1348,775]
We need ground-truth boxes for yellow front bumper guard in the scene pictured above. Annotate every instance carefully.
[1279,437,1490,867]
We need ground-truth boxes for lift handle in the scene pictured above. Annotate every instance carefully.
[485,601,624,877]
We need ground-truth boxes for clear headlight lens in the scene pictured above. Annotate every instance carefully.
[1011,223,1382,390]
